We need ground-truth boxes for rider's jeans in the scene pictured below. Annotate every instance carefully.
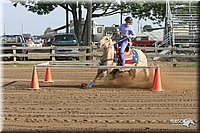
[118,38,128,66]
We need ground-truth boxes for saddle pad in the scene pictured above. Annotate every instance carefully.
[131,49,139,63]
[125,49,138,64]
[114,49,139,64]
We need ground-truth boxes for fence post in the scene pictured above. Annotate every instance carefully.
[81,46,86,61]
[92,45,97,65]
[12,45,17,63]
[51,46,56,61]
[171,20,177,62]
[155,42,158,53]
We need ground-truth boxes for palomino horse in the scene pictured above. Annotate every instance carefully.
[87,35,149,87]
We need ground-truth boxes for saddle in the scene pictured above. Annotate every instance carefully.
[114,46,138,65]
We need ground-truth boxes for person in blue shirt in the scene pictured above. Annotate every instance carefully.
[116,16,136,66]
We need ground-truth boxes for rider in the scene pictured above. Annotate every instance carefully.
[116,16,136,66]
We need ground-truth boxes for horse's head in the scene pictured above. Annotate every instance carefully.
[99,35,113,50]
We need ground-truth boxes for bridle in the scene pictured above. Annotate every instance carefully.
[99,58,115,65]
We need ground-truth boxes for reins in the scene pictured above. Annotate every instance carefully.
[99,58,115,65]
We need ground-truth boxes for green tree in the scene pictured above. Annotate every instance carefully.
[120,1,166,26]
[10,0,169,42]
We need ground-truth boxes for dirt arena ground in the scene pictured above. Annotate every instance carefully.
[1,61,199,132]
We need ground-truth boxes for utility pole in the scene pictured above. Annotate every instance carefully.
[66,4,69,33]
[120,0,127,25]
[120,7,123,25]
[137,19,140,32]
[3,23,5,35]
[117,0,122,25]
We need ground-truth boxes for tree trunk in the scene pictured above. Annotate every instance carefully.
[78,4,82,43]
[70,4,80,42]
[81,17,87,44]
[86,1,92,60]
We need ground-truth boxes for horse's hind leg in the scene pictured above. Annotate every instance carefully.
[109,69,119,79]
[128,69,136,79]
[143,68,150,80]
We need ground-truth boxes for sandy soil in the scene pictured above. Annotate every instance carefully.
[1,61,199,132]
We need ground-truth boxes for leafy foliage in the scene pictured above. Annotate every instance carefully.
[11,0,188,41]
[121,1,166,25]
[11,0,167,25]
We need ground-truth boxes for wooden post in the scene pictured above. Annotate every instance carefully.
[155,41,158,53]
[171,21,177,62]
[92,46,97,65]
[12,46,17,62]
[51,46,56,61]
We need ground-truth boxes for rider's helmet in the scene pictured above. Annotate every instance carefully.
[125,17,133,24]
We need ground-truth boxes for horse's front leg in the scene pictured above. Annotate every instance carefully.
[93,69,108,83]
[144,68,150,80]
[87,69,108,88]
[129,68,149,80]
[128,69,137,79]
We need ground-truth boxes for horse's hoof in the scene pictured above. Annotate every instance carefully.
[87,82,95,88]
[81,82,88,89]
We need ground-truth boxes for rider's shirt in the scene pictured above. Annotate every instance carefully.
[117,24,136,38]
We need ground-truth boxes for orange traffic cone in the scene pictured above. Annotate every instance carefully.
[29,66,40,90]
[152,67,164,92]
[149,63,155,79]
[43,67,53,83]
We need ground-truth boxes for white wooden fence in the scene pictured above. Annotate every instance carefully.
[0,45,198,64]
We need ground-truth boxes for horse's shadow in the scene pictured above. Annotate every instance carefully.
[40,84,82,89]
